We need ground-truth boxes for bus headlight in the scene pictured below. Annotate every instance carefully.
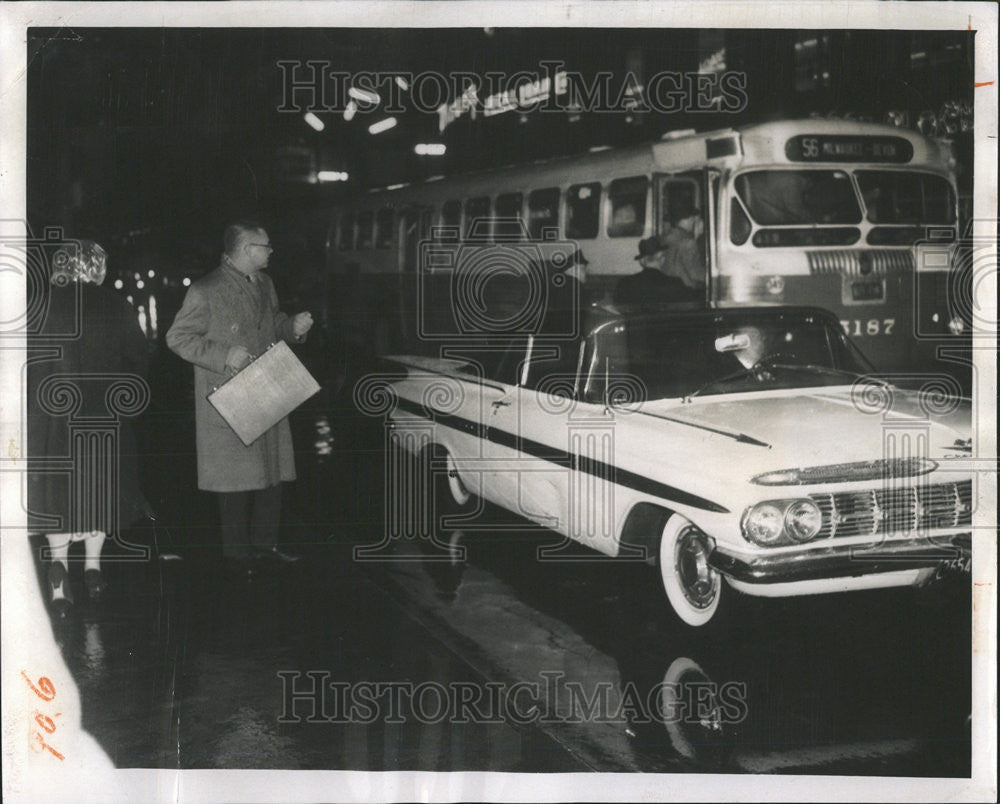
[784,499,822,542]
[742,499,823,546]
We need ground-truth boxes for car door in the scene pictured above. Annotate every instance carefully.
[485,335,586,537]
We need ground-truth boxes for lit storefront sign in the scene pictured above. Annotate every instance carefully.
[437,69,569,132]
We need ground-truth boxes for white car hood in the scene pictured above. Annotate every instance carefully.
[641,386,971,470]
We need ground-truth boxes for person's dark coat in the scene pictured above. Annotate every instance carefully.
[26,283,150,534]
[613,268,692,309]
[166,262,300,492]
[544,268,595,341]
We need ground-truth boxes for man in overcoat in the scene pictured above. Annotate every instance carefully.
[166,221,313,568]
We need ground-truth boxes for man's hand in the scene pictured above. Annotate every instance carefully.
[225,345,252,372]
[292,311,314,338]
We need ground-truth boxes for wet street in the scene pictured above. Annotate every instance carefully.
[33,357,972,776]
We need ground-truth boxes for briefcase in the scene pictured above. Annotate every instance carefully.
[207,341,320,446]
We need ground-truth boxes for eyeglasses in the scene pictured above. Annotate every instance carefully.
[248,243,274,252]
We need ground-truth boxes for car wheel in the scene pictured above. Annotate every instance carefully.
[428,447,476,531]
[659,515,723,628]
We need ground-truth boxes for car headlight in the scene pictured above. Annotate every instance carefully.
[948,316,965,336]
[784,499,822,542]
[742,499,823,546]
[743,503,786,545]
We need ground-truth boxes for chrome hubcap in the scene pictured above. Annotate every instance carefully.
[675,527,719,609]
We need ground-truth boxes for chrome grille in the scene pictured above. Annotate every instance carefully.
[807,249,914,276]
[811,480,972,539]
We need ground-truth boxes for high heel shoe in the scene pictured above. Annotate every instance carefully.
[47,561,74,617]
[84,568,106,601]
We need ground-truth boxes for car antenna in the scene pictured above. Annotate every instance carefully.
[603,356,611,415]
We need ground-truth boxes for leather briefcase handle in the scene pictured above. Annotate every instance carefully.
[210,342,277,392]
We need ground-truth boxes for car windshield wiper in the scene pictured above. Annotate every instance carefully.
[758,363,866,380]
[685,360,864,400]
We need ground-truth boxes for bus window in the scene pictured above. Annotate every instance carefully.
[527,187,561,240]
[730,198,751,246]
[338,211,355,251]
[608,176,648,237]
[464,196,491,239]
[438,200,462,242]
[356,210,374,249]
[854,171,955,224]
[734,170,861,225]
[375,207,394,249]
[494,192,525,240]
[566,183,601,239]
[660,179,699,229]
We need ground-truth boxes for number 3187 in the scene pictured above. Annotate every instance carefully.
[840,318,895,337]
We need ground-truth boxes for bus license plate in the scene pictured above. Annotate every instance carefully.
[851,280,884,301]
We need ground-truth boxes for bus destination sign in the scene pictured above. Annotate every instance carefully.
[785,135,914,163]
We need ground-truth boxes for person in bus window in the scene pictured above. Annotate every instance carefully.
[660,205,707,296]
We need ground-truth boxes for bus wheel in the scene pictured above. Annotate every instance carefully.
[659,516,723,628]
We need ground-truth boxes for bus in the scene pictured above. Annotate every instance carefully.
[325,119,968,383]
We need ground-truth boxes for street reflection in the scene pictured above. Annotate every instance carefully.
[380,510,972,775]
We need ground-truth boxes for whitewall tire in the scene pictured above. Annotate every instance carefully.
[659,515,723,627]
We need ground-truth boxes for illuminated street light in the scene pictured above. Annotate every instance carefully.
[368,117,397,135]
[147,269,155,278]
[414,143,446,156]
[114,279,124,290]
[136,280,145,289]
[182,277,191,287]
[394,76,409,91]
[348,86,380,105]
[317,171,349,182]
[343,100,357,122]
[304,112,325,132]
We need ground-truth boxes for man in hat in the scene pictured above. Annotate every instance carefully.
[613,236,687,309]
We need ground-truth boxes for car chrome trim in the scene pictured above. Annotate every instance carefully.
[709,534,971,584]
[394,396,731,514]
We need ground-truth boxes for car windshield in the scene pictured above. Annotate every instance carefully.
[584,312,872,402]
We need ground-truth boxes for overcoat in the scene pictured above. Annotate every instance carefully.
[166,262,301,492]
[26,283,150,534]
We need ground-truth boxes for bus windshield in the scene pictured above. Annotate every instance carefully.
[734,170,861,225]
[855,171,955,224]
[734,169,955,229]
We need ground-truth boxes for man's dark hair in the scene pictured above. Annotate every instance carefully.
[224,220,264,255]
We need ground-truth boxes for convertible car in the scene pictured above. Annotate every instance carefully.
[381,306,973,627]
